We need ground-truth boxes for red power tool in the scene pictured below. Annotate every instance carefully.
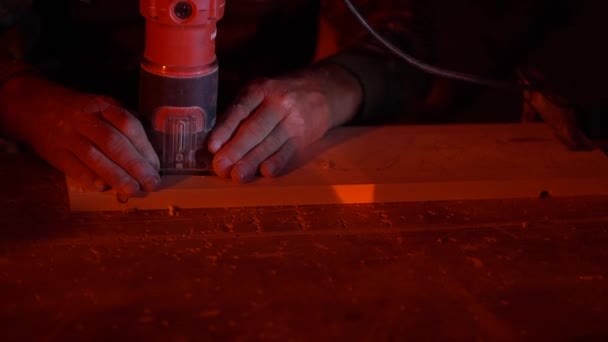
[139,0,225,175]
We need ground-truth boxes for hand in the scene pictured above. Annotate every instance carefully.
[0,75,160,196]
[208,63,362,183]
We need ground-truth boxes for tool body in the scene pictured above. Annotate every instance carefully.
[139,0,225,175]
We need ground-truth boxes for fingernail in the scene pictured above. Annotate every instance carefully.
[209,139,222,153]
[231,164,253,183]
[151,160,160,171]
[215,158,231,173]
[121,181,141,196]
[143,174,161,192]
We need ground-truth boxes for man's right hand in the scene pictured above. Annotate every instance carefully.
[0,75,160,196]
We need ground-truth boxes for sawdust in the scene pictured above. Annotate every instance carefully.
[374,210,393,227]
[199,309,220,318]
[249,211,262,232]
[222,223,234,233]
[168,205,179,217]
[122,207,138,214]
[294,206,310,230]
[577,275,604,281]
[139,316,155,323]
[313,242,330,251]
[467,256,484,269]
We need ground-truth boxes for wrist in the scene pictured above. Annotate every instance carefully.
[0,73,61,143]
[308,62,364,129]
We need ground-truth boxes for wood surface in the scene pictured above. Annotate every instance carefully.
[66,123,608,211]
[2,147,608,341]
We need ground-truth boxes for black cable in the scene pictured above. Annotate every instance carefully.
[342,0,533,92]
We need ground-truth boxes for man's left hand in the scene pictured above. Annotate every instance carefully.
[208,64,362,183]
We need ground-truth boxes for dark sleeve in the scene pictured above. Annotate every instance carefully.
[0,0,39,87]
[319,0,433,124]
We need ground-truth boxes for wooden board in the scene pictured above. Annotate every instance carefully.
[66,123,608,211]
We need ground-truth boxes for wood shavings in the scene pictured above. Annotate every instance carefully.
[222,223,234,233]
[199,309,220,318]
[577,275,604,281]
[168,205,179,217]
[467,256,484,269]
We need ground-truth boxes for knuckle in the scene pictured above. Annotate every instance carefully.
[229,103,249,119]
[264,134,284,151]
[306,90,327,107]
[103,131,126,153]
[240,118,266,137]
[114,112,140,136]
[276,92,297,110]
[83,96,112,113]
[123,157,151,175]
[82,144,101,162]
[284,115,306,137]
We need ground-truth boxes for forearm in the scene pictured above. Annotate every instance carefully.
[307,61,363,129]
[0,1,39,140]
[0,70,44,143]
[0,62,70,145]
[319,1,433,124]
[324,46,431,125]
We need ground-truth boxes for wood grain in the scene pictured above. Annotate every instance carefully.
[66,123,608,211]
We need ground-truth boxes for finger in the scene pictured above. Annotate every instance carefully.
[230,121,290,183]
[70,134,142,196]
[49,150,107,192]
[77,118,160,192]
[260,138,300,178]
[208,84,266,153]
[99,105,160,171]
[212,100,290,178]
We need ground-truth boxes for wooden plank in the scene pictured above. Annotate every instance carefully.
[66,123,608,211]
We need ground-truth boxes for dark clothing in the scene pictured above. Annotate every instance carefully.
[1,0,607,139]
[1,0,320,110]
[323,0,608,140]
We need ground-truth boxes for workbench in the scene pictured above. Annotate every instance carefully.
[1,142,608,341]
